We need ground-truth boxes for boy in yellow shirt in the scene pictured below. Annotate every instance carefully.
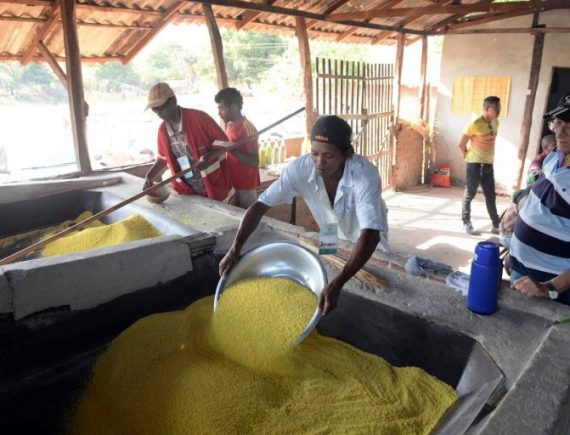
[458,96,501,235]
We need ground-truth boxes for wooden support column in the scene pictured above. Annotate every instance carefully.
[37,41,68,90]
[514,13,544,190]
[203,3,228,89]
[418,35,428,121]
[394,32,405,122]
[296,17,314,136]
[60,0,91,174]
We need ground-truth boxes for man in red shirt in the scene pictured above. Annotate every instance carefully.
[214,87,260,209]
[143,83,234,202]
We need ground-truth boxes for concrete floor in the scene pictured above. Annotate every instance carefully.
[385,186,511,273]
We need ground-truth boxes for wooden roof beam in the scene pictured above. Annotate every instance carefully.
[0,15,154,29]
[306,0,352,30]
[327,0,568,20]
[443,8,546,31]
[336,0,403,42]
[425,0,493,32]
[0,54,122,62]
[21,2,61,65]
[372,0,455,44]
[443,26,570,34]
[188,0,426,35]
[0,0,162,15]
[0,0,52,6]
[122,1,184,64]
[37,40,67,89]
[235,0,278,30]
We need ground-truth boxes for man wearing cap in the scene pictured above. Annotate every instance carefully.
[509,92,570,304]
[143,82,234,202]
[219,115,389,316]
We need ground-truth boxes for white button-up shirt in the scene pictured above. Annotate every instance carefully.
[259,154,389,250]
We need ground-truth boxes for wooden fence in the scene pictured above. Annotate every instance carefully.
[314,58,395,188]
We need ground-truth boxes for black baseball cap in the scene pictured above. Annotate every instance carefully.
[544,92,570,122]
[311,115,352,151]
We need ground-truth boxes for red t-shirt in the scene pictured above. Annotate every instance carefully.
[225,117,260,190]
[156,108,232,201]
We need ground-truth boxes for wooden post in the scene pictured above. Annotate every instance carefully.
[394,32,405,122]
[60,0,91,174]
[418,35,428,121]
[203,3,228,89]
[296,17,314,136]
[514,14,544,190]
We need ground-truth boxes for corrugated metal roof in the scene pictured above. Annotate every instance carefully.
[0,0,565,63]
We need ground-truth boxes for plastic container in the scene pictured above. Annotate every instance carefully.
[467,241,502,315]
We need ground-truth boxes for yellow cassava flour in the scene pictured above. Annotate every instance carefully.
[72,277,456,435]
[42,214,160,257]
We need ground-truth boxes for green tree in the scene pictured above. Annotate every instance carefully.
[140,43,197,87]
[0,62,24,96]
[94,62,141,92]
[221,29,286,83]
[20,64,55,87]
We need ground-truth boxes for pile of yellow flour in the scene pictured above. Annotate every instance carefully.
[72,277,456,434]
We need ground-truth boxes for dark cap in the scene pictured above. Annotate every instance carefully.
[311,115,352,150]
[544,92,570,122]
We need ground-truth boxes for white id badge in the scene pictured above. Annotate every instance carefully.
[177,155,193,180]
[319,223,338,255]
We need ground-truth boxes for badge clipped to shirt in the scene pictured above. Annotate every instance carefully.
[177,155,194,180]
[319,223,338,255]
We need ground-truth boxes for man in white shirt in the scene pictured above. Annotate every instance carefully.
[219,115,389,315]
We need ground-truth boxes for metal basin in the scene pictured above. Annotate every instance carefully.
[214,241,328,345]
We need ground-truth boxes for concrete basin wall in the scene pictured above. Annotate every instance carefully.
[1,173,570,433]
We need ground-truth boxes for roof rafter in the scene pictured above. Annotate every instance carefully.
[306,0,352,30]
[327,0,567,21]
[235,0,278,30]
[122,1,185,64]
[188,0,426,35]
[21,1,60,65]
[336,0,404,42]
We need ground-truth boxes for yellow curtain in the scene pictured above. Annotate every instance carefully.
[451,76,511,116]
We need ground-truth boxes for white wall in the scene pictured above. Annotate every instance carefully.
[433,11,570,193]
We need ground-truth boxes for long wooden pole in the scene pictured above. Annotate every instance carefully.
[203,3,229,89]
[513,14,544,190]
[60,0,91,174]
[0,107,305,266]
[296,17,314,136]
[418,35,428,121]
[394,32,405,122]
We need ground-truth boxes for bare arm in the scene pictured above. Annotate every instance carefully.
[458,134,470,157]
[143,159,168,189]
[219,201,271,276]
[320,229,380,315]
[512,269,570,298]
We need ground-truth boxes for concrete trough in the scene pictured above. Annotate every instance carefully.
[0,249,504,434]
[0,189,197,261]
[1,175,570,434]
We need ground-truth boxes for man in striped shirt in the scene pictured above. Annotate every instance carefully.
[510,92,570,304]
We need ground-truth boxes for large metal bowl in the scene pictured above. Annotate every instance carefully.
[214,241,328,346]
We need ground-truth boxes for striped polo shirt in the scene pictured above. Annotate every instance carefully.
[510,150,570,282]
